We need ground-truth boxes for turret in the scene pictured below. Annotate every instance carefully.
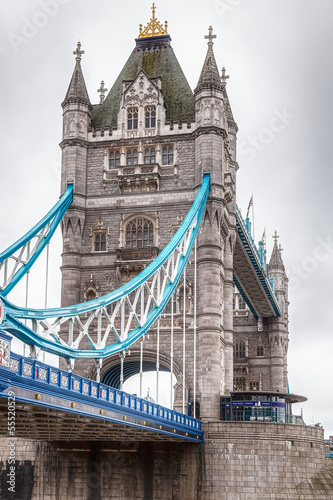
[267,232,289,391]
[60,42,91,307]
[195,28,238,419]
[61,41,92,196]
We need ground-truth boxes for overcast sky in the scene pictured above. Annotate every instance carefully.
[0,0,332,437]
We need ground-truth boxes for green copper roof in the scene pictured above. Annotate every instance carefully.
[92,36,195,129]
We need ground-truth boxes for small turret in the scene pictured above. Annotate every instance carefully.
[60,42,91,307]
[267,231,289,392]
[62,42,91,109]
[60,42,92,196]
[268,231,288,315]
[195,26,223,93]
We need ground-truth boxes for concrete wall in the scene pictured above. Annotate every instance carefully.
[0,423,332,499]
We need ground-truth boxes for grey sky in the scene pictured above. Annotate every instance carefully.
[1,0,332,436]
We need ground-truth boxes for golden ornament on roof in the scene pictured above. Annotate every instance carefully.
[138,3,168,38]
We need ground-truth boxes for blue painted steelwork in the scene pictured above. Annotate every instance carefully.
[324,439,333,458]
[0,175,210,359]
[232,274,258,319]
[0,351,203,442]
[235,206,281,317]
[0,184,73,296]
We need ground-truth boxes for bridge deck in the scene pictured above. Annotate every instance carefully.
[0,353,203,443]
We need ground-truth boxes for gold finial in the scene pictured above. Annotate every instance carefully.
[138,3,168,38]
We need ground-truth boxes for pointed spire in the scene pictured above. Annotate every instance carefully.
[195,26,223,93]
[62,42,91,108]
[268,231,285,271]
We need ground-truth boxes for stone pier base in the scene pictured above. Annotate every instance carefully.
[0,422,332,499]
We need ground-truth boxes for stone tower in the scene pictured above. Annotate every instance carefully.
[59,8,289,419]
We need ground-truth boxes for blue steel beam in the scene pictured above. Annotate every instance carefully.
[235,206,281,317]
[0,176,210,359]
[0,184,73,296]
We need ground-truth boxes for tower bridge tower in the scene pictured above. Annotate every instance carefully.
[60,7,285,420]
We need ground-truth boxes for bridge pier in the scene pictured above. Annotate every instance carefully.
[0,424,330,499]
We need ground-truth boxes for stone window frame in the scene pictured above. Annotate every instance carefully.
[91,229,108,253]
[234,339,246,359]
[238,296,246,310]
[249,380,260,391]
[127,107,139,130]
[124,215,156,250]
[256,345,264,357]
[162,145,174,165]
[234,377,246,391]
[144,146,156,164]
[145,105,156,128]
[126,148,138,166]
[109,149,121,170]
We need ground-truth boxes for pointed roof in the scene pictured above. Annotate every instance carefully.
[195,26,223,94]
[62,42,91,108]
[92,36,195,129]
[268,232,285,271]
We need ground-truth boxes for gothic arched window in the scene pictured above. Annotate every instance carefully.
[238,296,246,310]
[162,146,173,165]
[94,232,107,252]
[127,107,138,130]
[125,217,154,249]
[257,345,264,357]
[234,340,246,358]
[145,106,156,128]
[86,289,96,301]
[144,147,155,164]
[127,149,138,166]
[109,150,120,169]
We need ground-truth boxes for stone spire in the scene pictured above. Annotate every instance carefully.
[62,42,91,108]
[195,26,223,93]
[268,231,285,271]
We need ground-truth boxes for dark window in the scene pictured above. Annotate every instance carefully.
[250,381,259,391]
[125,217,154,249]
[94,232,107,252]
[127,149,138,166]
[145,106,156,128]
[128,107,138,130]
[86,290,96,301]
[234,377,246,391]
[238,296,246,310]
[162,146,173,165]
[234,340,246,358]
[144,147,155,164]
[109,150,120,169]
[257,345,264,357]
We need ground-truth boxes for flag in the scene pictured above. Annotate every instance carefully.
[262,228,266,249]
[246,195,253,218]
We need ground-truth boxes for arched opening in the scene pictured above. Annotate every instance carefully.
[101,360,177,409]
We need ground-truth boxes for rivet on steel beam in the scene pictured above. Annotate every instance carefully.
[71,402,75,408]
[36,394,41,400]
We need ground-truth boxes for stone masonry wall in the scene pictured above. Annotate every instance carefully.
[0,423,332,499]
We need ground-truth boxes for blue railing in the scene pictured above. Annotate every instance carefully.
[3,352,203,441]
